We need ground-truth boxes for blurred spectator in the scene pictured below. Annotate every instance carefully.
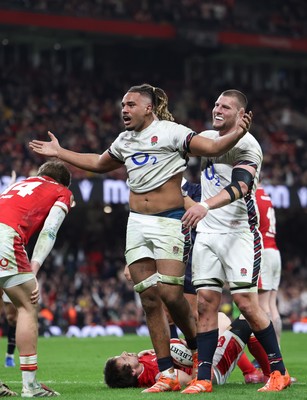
[0,0,306,332]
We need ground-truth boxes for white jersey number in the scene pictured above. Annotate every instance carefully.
[1,181,42,198]
[266,206,276,236]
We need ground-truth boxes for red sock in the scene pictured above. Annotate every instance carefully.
[247,335,270,377]
[237,352,256,375]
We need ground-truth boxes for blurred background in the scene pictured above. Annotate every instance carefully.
[0,0,306,336]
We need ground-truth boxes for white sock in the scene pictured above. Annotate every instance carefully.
[22,371,38,389]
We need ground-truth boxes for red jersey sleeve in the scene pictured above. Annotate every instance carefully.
[256,187,278,249]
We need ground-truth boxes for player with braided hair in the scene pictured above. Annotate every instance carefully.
[29,83,251,393]
[132,84,175,121]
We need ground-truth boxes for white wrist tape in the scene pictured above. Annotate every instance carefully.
[199,202,210,211]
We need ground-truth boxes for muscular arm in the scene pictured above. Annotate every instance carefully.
[189,112,252,157]
[29,131,123,173]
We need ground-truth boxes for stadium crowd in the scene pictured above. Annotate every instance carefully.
[0,0,307,38]
[1,64,307,186]
[0,0,307,335]
[0,62,306,336]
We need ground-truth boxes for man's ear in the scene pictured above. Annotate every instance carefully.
[131,368,137,376]
[146,103,153,114]
[239,107,245,117]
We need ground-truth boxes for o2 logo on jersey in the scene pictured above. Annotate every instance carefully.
[204,160,220,186]
[131,152,157,166]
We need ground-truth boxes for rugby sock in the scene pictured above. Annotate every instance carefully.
[20,354,38,389]
[247,335,270,377]
[185,336,197,351]
[237,352,256,375]
[228,318,269,376]
[20,354,38,371]
[169,324,179,338]
[7,325,16,356]
[197,329,219,381]
[229,318,252,344]
[253,322,285,375]
[157,356,174,374]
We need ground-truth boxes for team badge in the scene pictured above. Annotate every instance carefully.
[240,268,247,277]
[173,246,179,255]
[0,258,11,270]
[151,136,158,146]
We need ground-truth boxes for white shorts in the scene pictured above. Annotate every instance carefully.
[0,223,32,276]
[0,273,35,289]
[213,330,244,385]
[125,210,191,266]
[192,231,261,292]
[2,291,12,303]
[258,248,281,291]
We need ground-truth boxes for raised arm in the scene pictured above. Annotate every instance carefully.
[29,131,123,173]
[189,111,252,157]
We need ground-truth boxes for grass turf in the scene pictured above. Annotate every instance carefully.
[1,331,306,399]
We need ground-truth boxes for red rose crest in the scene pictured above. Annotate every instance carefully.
[151,136,158,146]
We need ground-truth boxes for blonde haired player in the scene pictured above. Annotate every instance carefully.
[29,83,251,393]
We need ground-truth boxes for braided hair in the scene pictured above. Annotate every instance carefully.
[128,83,174,121]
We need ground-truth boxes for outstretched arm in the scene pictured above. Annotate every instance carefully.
[189,111,252,157]
[29,131,123,173]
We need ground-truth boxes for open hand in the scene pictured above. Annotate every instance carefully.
[31,278,40,304]
[29,131,60,157]
[238,111,253,136]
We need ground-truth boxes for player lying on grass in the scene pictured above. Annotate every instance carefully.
[104,312,267,390]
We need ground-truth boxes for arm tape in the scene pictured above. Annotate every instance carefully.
[232,167,254,187]
[224,168,254,203]
[224,183,241,202]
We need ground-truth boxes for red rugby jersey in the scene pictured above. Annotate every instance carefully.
[255,186,278,250]
[0,175,73,244]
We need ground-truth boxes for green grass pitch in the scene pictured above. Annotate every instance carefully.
[1,331,306,399]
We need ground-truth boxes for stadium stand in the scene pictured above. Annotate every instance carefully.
[0,0,306,334]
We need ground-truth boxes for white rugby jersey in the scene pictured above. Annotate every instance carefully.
[109,120,196,193]
[197,130,263,233]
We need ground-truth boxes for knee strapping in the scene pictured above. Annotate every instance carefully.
[133,273,159,293]
[133,273,185,294]
[158,273,185,286]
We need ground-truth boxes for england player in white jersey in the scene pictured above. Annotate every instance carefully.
[29,83,252,393]
[182,89,290,394]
